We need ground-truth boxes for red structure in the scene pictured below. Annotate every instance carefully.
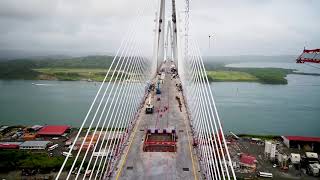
[37,125,70,136]
[282,136,320,152]
[284,136,320,143]
[0,143,20,149]
[296,48,320,63]
[240,154,257,170]
[240,154,256,165]
[143,128,177,152]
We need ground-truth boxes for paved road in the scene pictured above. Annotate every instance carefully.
[113,61,201,180]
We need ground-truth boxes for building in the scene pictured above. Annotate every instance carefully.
[23,133,37,141]
[29,125,43,131]
[240,154,257,169]
[37,125,70,136]
[20,141,51,150]
[0,126,10,134]
[282,136,320,152]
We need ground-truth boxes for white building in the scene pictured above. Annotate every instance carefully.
[20,141,51,150]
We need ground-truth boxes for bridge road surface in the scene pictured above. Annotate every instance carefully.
[114,61,202,180]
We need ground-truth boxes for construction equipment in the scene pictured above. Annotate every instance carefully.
[296,48,320,63]
[308,163,320,176]
[156,81,161,94]
[145,96,154,114]
[143,128,177,152]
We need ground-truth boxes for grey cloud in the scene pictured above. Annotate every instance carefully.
[0,0,319,57]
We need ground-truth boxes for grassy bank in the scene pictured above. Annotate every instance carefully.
[0,55,114,81]
[206,70,258,82]
[0,151,79,173]
[207,68,294,84]
[34,68,108,81]
[237,134,280,140]
[1,56,319,84]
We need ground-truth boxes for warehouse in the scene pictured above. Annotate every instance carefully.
[240,154,257,170]
[19,141,51,150]
[282,136,320,152]
[37,125,70,136]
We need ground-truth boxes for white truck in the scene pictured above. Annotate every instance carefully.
[48,144,59,151]
[308,163,320,176]
[145,96,154,114]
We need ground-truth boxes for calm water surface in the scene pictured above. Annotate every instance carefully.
[0,62,319,136]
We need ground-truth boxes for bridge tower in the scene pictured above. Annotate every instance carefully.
[154,0,179,71]
[153,0,166,70]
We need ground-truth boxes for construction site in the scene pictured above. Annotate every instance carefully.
[114,61,201,179]
[0,0,313,179]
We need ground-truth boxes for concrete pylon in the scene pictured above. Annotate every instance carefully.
[171,0,178,68]
[153,0,166,71]
[153,0,179,71]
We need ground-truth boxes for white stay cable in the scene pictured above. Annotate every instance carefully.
[189,47,219,180]
[100,49,147,179]
[191,63,214,179]
[71,18,140,179]
[191,41,229,179]
[89,41,145,179]
[193,39,236,179]
[191,46,222,180]
[82,39,143,180]
[55,9,134,179]
[99,45,148,179]
[65,2,150,178]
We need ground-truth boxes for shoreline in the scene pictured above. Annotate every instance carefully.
[1,66,319,85]
[1,125,317,138]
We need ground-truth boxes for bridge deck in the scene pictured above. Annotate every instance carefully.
[113,61,201,180]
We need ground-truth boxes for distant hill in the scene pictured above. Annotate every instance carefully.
[0,54,305,84]
[203,55,297,63]
[0,55,114,79]
[0,55,114,68]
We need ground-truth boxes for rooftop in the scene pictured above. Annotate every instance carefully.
[20,141,51,147]
[240,154,256,165]
[284,136,320,143]
[37,125,70,136]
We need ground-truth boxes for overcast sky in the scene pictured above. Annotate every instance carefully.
[0,0,319,57]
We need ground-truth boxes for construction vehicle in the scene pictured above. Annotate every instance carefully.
[307,163,320,176]
[145,96,154,114]
[156,81,161,94]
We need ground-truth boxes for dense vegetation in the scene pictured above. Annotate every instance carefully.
[34,68,110,81]
[0,55,114,80]
[203,61,300,84]
[0,56,318,84]
[237,134,280,140]
[0,151,79,173]
[206,68,295,84]
[206,71,258,82]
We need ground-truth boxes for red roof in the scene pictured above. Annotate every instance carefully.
[0,144,20,149]
[284,136,320,143]
[37,125,70,135]
[240,154,256,165]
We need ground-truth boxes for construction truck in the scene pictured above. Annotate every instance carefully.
[156,81,161,94]
[308,163,320,177]
[145,96,154,114]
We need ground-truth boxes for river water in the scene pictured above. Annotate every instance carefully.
[0,62,319,136]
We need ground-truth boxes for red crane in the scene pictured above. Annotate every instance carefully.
[296,48,320,63]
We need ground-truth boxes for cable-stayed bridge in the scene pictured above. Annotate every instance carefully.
[56,0,236,179]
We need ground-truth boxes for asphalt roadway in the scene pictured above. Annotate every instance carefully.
[112,61,202,180]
